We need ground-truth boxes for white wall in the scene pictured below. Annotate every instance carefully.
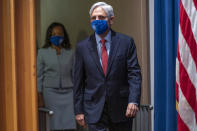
[37,0,94,47]
[37,0,148,51]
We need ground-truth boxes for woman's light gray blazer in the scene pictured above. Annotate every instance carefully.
[37,47,74,93]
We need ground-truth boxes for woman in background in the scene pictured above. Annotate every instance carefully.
[37,22,76,131]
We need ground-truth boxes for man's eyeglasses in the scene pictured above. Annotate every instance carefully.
[91,15,107,20]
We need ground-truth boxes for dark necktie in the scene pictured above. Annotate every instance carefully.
[100,39,108,75]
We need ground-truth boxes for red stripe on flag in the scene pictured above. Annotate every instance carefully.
[176,42,180,103]
[193,0,197,11]
[196,101,197,120]
[180,1,197,69]
[178,49,196,110]
[177,42,181,64]
[177,113,190,131]
[177,50,197,121]
[177,0,197,129]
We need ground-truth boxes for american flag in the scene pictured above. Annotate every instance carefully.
[176,0,197,130]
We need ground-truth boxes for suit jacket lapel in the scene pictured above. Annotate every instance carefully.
[87,34,105,76]
[106,31,120,77]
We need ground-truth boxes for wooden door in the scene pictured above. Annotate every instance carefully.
[0,0,38,131]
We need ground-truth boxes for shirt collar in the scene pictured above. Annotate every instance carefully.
[95,30,111,45]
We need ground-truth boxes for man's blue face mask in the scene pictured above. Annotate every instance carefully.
[50,36,64,46]
[91,20,109,35]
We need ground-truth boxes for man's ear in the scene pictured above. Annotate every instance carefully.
[109,16,115,25]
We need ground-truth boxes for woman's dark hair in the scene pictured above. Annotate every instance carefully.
[43,22,71,49]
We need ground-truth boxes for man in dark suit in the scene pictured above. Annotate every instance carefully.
[74,2,142,131]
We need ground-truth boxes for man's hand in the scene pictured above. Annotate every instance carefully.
[125,103,139,117]
[76,114,86,127]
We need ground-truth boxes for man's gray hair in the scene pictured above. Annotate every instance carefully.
[89,2,114,18]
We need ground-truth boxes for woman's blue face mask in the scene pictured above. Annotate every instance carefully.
[91,20,109,35]
[50,36,64,46]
